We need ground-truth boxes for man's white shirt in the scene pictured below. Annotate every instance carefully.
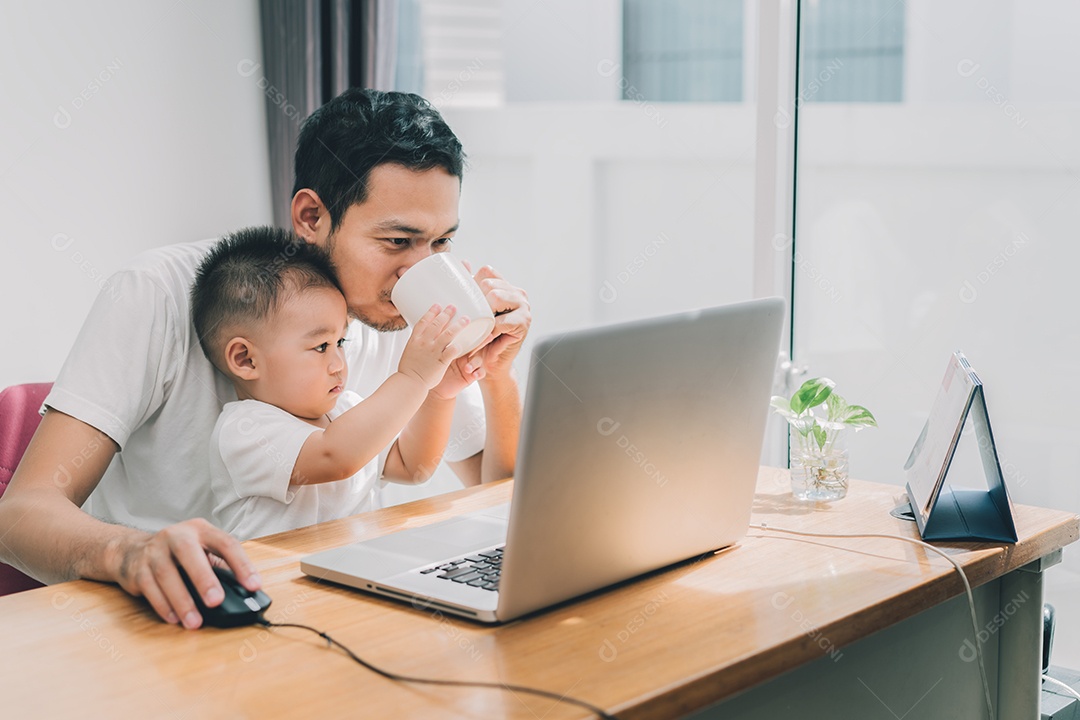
[44,240,486,534]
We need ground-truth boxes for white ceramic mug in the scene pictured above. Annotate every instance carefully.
[390,253,495,355]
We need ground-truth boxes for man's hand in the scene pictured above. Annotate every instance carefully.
[430,353,486,400]
[0,409,262,629]
[443,265,528,487]
[472,266,531,379]
[112,519,261,629]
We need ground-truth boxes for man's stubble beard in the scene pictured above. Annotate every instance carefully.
[325,236,408,333]
[350,290,409,333]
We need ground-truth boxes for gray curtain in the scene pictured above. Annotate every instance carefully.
[258,0,399,228]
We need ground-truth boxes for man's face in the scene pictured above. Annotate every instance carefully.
[318,164,461,331]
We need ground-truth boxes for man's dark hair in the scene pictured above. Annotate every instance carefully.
[292,88,465,231]
[191,226,341,373]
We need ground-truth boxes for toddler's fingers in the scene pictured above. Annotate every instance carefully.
[440,338,463,362]
[437,318,470,361]
[422,304,457,336]
[414,305,456,339]
[414,304,442,329]
[434,304,458,327]
[434,313,469,338]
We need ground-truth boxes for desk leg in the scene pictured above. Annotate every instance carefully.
[688,553,1061,720]
[689,581,1004,720]
[996,559,1049,719]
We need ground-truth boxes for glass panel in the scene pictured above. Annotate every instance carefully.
[794,0,1080,666]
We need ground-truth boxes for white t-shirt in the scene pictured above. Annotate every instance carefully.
[210,391,384,540]
[44,240,486,533]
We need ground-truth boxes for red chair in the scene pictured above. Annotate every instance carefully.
[0,383,52,595]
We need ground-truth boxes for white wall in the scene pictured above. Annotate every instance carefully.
[442,103,759,362]
[382,102,761,506]
[0,1,272,388]
[904,0,1080,104]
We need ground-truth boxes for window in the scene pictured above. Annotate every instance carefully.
[622,0,745,102]
[799,0,904,102]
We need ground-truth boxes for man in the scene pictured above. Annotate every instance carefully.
[0,89,529,629]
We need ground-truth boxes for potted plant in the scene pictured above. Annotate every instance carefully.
[770,377,877,500]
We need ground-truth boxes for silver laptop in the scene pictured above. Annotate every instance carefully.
[301,297,785,623]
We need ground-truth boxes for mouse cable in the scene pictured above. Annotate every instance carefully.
[1043,674,1080,703]
[257,618,617,720]
[749,524,995,720]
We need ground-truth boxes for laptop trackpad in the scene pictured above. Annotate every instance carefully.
[319,511,509,581]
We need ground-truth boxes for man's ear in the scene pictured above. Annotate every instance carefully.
[224,337,259,381]
[291,188,329,244]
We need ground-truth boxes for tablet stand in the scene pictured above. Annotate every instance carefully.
[901,352,1017,543]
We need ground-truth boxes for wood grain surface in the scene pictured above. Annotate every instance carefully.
[2,467,1075,719]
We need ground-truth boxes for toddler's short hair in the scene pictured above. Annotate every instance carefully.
[191,226,341,373]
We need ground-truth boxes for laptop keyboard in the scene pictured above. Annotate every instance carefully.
[419,546,504,592]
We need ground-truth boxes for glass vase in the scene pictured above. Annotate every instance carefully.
[790,425,849,501]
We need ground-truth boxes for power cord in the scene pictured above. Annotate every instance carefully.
[257,619,617,720]
[750,523,996,720]
[1043,674,1080,703]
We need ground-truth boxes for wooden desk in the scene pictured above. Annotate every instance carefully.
[2,468,1076,719]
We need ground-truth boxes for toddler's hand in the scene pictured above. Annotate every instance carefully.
[398,305,470,390]
[431,352,486,401]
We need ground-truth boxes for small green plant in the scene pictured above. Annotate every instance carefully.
[770,377,877,451]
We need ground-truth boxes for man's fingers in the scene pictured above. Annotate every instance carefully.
[458,352,483,374]
[114,519,259,628]
[473,265,503,282]
[477,277,529,321]
[137,569,180,625]
[490,305,530,338]
[479,279,516,305]
[170,532,224,606]
[193,520,262,592]
[151,552,205,630]
[471,266,531,336]
[482,333,518,360]
[472,264,528,298]
[464,356,486,381]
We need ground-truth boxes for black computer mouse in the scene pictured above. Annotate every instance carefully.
[178,565,272,628]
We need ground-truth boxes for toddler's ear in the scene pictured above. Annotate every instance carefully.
[224,337,259,380]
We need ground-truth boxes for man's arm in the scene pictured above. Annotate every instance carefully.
[448,371,521,487]
[0,410,260,629]
[384,393,456,484]
[448,265,530,487]
[388,350,488,484]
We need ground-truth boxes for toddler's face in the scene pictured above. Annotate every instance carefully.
[251,285,350,420]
